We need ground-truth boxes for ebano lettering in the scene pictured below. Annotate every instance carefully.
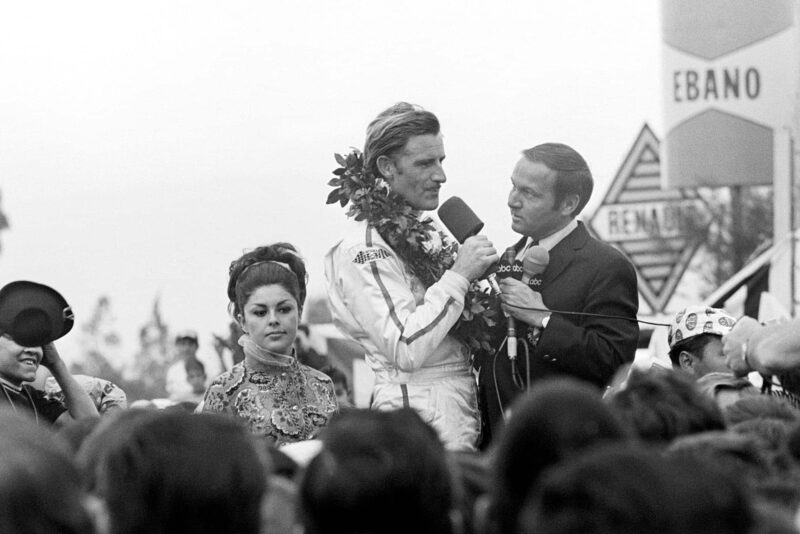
[673,67,760,102]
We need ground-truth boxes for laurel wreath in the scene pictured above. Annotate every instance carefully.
[326,149,498,354]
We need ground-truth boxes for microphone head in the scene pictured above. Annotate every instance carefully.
[503,246,517,266]
[523,245,549,277]
[437,196,484,244]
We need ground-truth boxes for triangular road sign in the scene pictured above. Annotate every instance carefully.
[588,124,711,313]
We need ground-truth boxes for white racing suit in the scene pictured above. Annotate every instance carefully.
[325,219,480,450]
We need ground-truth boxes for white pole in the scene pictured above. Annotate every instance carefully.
[770,128,795,316]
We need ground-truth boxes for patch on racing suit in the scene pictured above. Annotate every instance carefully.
[353,248,390,264]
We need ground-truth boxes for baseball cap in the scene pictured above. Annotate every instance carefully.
[667,305,737,349]
[0,281,74,346]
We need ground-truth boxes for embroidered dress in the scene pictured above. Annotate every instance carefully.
[202,358,337,446]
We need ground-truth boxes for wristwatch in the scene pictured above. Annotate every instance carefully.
[541,314,551,329]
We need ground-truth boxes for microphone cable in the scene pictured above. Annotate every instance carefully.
[489,334,532,421]
[488,305,669,421]
[501,303,671,327]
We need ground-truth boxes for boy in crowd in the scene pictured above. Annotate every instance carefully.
[668,305,758,409]
[0,281,97,424]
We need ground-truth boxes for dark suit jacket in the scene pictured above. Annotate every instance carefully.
[476,221,639,445]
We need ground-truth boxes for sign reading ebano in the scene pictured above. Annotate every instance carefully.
[661,0,798,188]
[672,67,760,102]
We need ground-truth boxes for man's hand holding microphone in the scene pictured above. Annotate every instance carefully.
[450,236,499,282]
[499,246,550,328]
[438,196,551,364]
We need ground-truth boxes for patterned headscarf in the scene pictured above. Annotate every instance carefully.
[667,306,737,348]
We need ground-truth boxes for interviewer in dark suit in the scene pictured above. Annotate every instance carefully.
[478,142,639,444]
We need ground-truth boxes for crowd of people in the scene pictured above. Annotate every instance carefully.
[3,101,800,533]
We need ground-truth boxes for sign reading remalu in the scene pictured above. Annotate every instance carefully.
[661,0,798,187]
[588,125,712,314]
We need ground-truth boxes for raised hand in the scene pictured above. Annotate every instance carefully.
[451,235,499,282]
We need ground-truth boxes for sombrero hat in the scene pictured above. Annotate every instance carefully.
[0,281,74,346]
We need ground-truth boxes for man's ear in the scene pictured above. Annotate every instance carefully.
[678,350,695,372]
[376,155,395,183]
[559,194,580,217]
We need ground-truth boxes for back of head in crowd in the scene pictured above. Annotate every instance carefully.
[0,409,93,534]
[667,305,736,376]
[725,394,800,425]
[489,378,631,534]
[78,410,266,534]
[228,242,308,319]
[521,143,593,218]
[321,365,352,407]
[300,408,453,534]
[518,444,753,534]
[363,102,440,179]
[605,367,725,445]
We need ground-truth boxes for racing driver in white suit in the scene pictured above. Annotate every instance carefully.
[325,103,498,450]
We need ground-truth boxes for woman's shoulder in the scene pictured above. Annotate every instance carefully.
[298,363,334,384]
[208,362,246,388]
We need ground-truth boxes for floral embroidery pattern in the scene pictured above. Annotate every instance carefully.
[203,360,337,446]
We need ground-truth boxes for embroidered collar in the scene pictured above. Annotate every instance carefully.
[239,335,296,369]
[327,149,499,354]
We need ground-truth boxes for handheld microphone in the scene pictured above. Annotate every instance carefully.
[504,247,518,360]
[522,245,550,345]
[522,245,549,284]
[437,196,500,294]
[437,196,484,242]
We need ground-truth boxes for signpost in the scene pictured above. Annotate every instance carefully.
[661,0,798,188]
[588,124,711,314]
[661,0,799,314]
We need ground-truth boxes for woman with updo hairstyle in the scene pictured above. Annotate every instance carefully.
[202,242,337,446]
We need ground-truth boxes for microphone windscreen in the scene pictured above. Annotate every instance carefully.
[437,196,484,244]
[523,245,550,278]
[503,246,517,266]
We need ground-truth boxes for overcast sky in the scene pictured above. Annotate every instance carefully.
[0,0,662,363]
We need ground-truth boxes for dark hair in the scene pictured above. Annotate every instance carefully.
[668,431,776,486]
[725,394,800,425]
[606,368,726,445]
[521,143,593,217]
[668,333,718,368]
[667,429,800,511]
[519,444,753,534]
[364,102,440,179]
[300,408,453,534]
[57,416,102,456]
[0,410,94,534]
[491,378,630,534]
[227,242,308,318]
[80,411,266,534]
